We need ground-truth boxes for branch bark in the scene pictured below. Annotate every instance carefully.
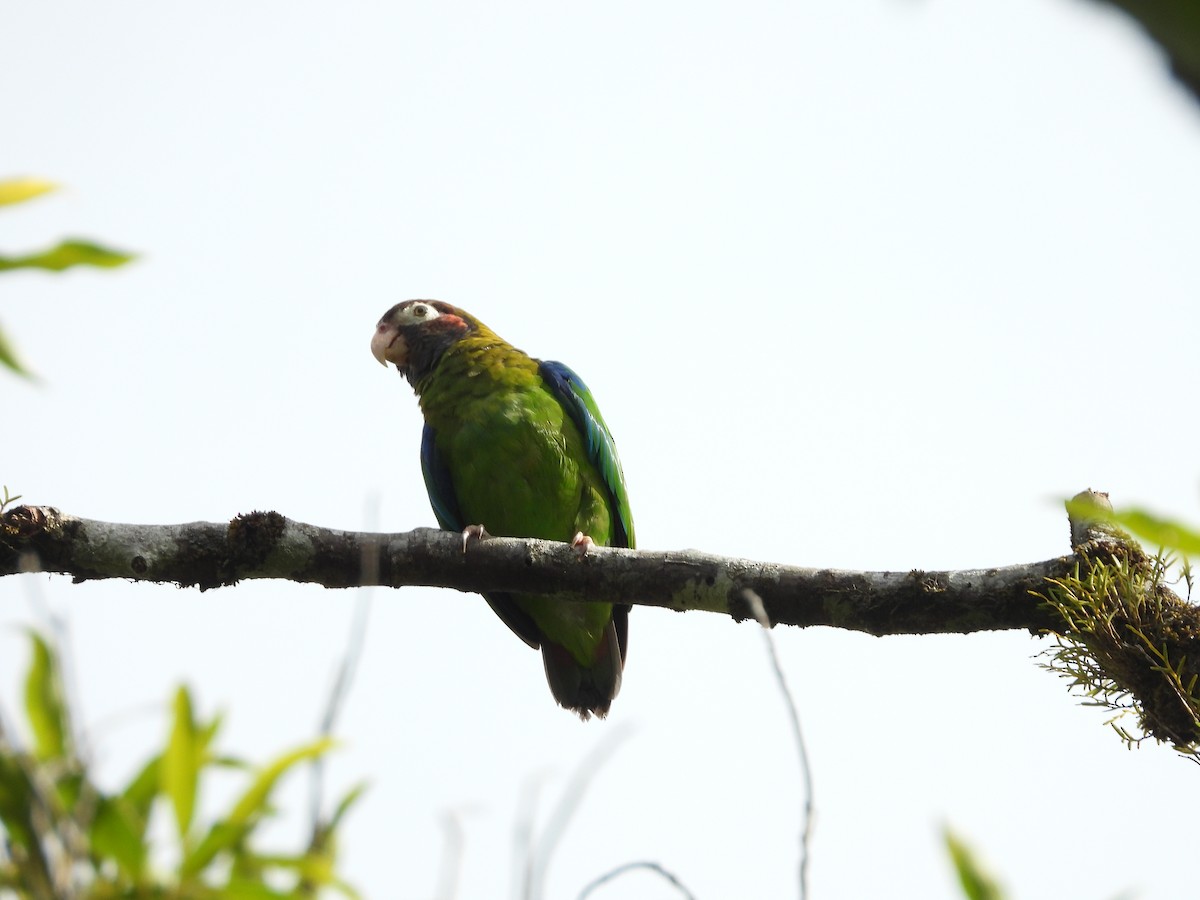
[0,504,1077,637]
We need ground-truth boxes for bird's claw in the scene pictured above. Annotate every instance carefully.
[462,524,490,553]
[570,532,595,558]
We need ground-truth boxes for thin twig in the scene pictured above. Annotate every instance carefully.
[577,861,698,900]
[744,589,815,900]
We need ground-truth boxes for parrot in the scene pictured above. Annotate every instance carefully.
[370,300,634,718]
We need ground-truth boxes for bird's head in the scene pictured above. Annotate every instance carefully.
[371,300,477,387]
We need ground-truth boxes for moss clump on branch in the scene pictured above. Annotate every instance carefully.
[1036,542,1200,756]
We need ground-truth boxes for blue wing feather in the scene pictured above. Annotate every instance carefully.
[538,360,635,549]
[420,424,464,533]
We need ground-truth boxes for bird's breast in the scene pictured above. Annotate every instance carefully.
[440,388,584,542]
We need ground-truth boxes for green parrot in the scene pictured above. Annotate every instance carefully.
[371,300,634,718]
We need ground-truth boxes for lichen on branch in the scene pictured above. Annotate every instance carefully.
[3,505,1067,636]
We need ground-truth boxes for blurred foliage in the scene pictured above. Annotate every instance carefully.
[1,7,1196,895]
[0,321,32,380]
[1107,509,1200,559]
[1065,494,1200,559]
[0,240,134,275]
[944,828,1007,900]
[0,177,135,380]
[0,179,58,208]
[1097,0,1200,104]
[0,631,364,898]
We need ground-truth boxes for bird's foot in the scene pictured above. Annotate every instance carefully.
[570,532,596,558]
[462,524,490,553]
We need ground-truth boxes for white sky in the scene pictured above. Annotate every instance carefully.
[4,1,1200,897]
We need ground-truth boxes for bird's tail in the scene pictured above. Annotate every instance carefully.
[541,618,624,720]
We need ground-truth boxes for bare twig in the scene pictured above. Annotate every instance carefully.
[577,861,698,900]
[744,590,815,900]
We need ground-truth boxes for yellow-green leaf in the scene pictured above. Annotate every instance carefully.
[228,737,335,827]
[180,818,246,879]
[1065,495,1200,557]
[0,322,35,379]
[1112,508,1200,556]
[23,632,68,762]
[0,177,57,207]
[219,879,295,899]
[163,686,200,843]
[244,850,334,882]
[0,239,135,273]
[181,738,335,878]
[944,828,1006,900]
[328,780,368,833]
[197,712,225,757]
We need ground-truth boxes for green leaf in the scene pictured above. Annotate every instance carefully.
[97,751,171,878]
[944,828,1006,900]
[0,239,135,273]
[163,686,200,844]
[244,850,331,880]
[0,751,38,849]
[181,819,247,879]
[327,780,368,833]
[228,737,336,827]
[240,848,364,897]
[53,770,85,817]
[1065,495,1200,557]
[122,752,162,822]
[0,752,57,897]
[218,879,298,900]
[90,794,148,879]
[23,632,68,762]
[0,322,35,379]
[197,711,225,756]
[181,737,335,878]
[1111,508,1200,556]
[0,177,57,207]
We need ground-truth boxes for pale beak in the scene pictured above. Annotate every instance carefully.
[371,320,406,367]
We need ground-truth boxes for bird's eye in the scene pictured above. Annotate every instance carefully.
[399,301,441,325]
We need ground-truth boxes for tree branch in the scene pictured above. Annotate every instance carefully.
[10,495,1199,753]
[1,504,1073,636]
